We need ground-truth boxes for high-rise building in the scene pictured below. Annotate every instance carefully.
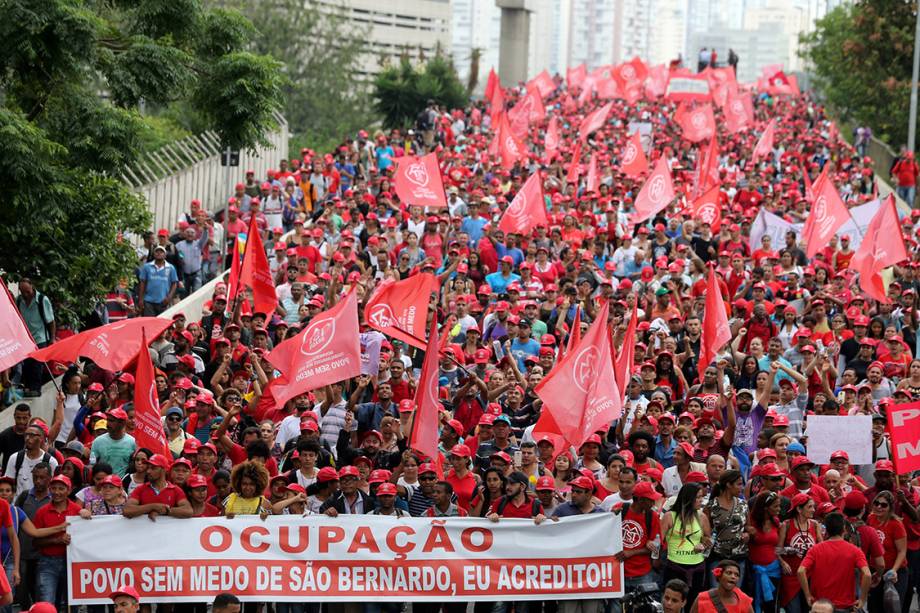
[452,0,502,88]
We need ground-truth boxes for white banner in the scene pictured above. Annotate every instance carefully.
[805,415,873,465]
[67,514,623,604]
[748,209,802,254]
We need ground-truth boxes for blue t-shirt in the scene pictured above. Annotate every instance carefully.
[510,338,540,370]
[484,272,520,294]
[552,502,604,517]
[139,261,178,304]
[1,507,25,561]
[461,217,488,244]
[375,147,395,172]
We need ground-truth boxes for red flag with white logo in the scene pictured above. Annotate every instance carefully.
[675,102,716,143]
[545,116,561,160]
[630,156,675,224]
[498,172,548,236]
[410,316,444,474]
[586,153,600,193]
[692,136,720,199]
[133,329,170,457]
[0,284,37,373]
[239,215,278,315]
[850,194,908,302]
[496,112,526,169]
[578,102,612,142]
[613,58,648,103]
[698,266,732,382]
[690,184,723,232]
[29,317,173,372]
[723,91,753,134]
[535,300,621,448]
[393,153,448,208]
[364,273,438,349]
[620,131,648,178]
[529,70,555,98]
[266,289,361,398]
[751,119,776,164]
[645,64,669,99]
[802,168,851,259]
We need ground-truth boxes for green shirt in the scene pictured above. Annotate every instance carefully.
[89,433,137,476]
[17,293,53,345]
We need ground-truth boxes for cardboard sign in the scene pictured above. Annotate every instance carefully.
[805,415,872,465]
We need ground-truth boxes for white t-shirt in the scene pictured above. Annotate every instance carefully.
[4,450,59,495]
[56,394,82,443]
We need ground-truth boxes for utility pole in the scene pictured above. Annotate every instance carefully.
[909,1,920,153]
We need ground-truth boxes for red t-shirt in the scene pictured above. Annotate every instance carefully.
[621,506,661,578]
[867,515,907,570]
[0,499,13,530]
[446,471,478,513]
[779,484,831,505]
[489,495,543,518]
[225,443,279,475]
[130,482,188,508]
[195,502,222,517]
[33,500,82,556]
[801,539,867,608]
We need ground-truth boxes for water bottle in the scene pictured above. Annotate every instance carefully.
[649,535,661,560]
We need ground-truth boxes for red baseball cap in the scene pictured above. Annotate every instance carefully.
[110,586,141,602]
[632,481,662,501]
[875,459,896,473]
[535,476,555,491]
[569,476,595,491]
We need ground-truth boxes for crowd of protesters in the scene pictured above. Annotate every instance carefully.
[3,62,920,613]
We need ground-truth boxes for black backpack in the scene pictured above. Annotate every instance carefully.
[844,518,863,551]
[618,502,653,536]
[496,494,540,517]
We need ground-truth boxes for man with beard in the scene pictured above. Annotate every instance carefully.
[780,456,831,504]
[627,431,660,476]
[692,411,735,464]
[346,375,397,434]
[864,361,896,401]
[731,388,766,456]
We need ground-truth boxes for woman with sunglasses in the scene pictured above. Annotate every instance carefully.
[867,490,908,609]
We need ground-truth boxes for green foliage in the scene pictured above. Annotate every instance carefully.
[0,0,285,324]
[228,0,378,157]
[373,53,467,130]
[800,0,916,147]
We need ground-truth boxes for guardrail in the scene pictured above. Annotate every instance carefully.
[123,113,290,233]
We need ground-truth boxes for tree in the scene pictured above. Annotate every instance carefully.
[800,0,915,147]
[226,0,378,156]
[0,0,285,325]
[373,53,467,130]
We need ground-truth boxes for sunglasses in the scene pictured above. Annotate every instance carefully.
[874,500,890,509]
[167,415,182,421]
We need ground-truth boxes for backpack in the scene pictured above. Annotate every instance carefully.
[844,518,863,551]
[618,502,653,537]
[496,494,540,517]
[13,450,51,489]
[17,291,52,342]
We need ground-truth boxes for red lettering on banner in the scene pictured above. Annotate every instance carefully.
[422,525,455,553]
[348,527,381,554]
[201,526,232,553]
[461,527,493,553]
[278,526,309,554]
[386,526,415,559]
[241,526,270,554]
[319,526,346,553]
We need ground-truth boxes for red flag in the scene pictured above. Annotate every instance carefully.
[29,317,173,372]
[133,329,170,457]
[562,94,577,115]
[564,306,581,357]
[507,95,531,141]
[689,184,723,232]
[266,289,361,399]
[485,68,499,102]
[545,116,561,160]
[531,408,569,460]
[393,153,448,208]
[578,102,612,142]
[613,58,648,102]
[565,142,582,185]
[803,167,814,201]
[0,284,38,373]
[596,77,619,100]
[586,153,599,193]
[614,308,637,393]
[630,156,675,224]
[802,169,851,258]
[645,64,669,98]
[692,136,720,199]
[525,84,546,123]
[239,215,278,315]
[723,91,753,134]
[364,273,438,349]
[529,70,556,98]
[498,172,548,236]
[567,64,587,89]
[751,119,776,164]
[535,300,621,448]
[226,235,244,301]
[496,112,526,169]
[850,195,908,302]
[620,131,648,178]
[698,267,732,382]
[887,401,920,475]
[410,315,443,475]
[675,102,715,143]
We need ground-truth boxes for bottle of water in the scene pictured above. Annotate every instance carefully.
[650,535,661,560]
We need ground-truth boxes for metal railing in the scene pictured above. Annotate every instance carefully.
[122,113,290,233]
